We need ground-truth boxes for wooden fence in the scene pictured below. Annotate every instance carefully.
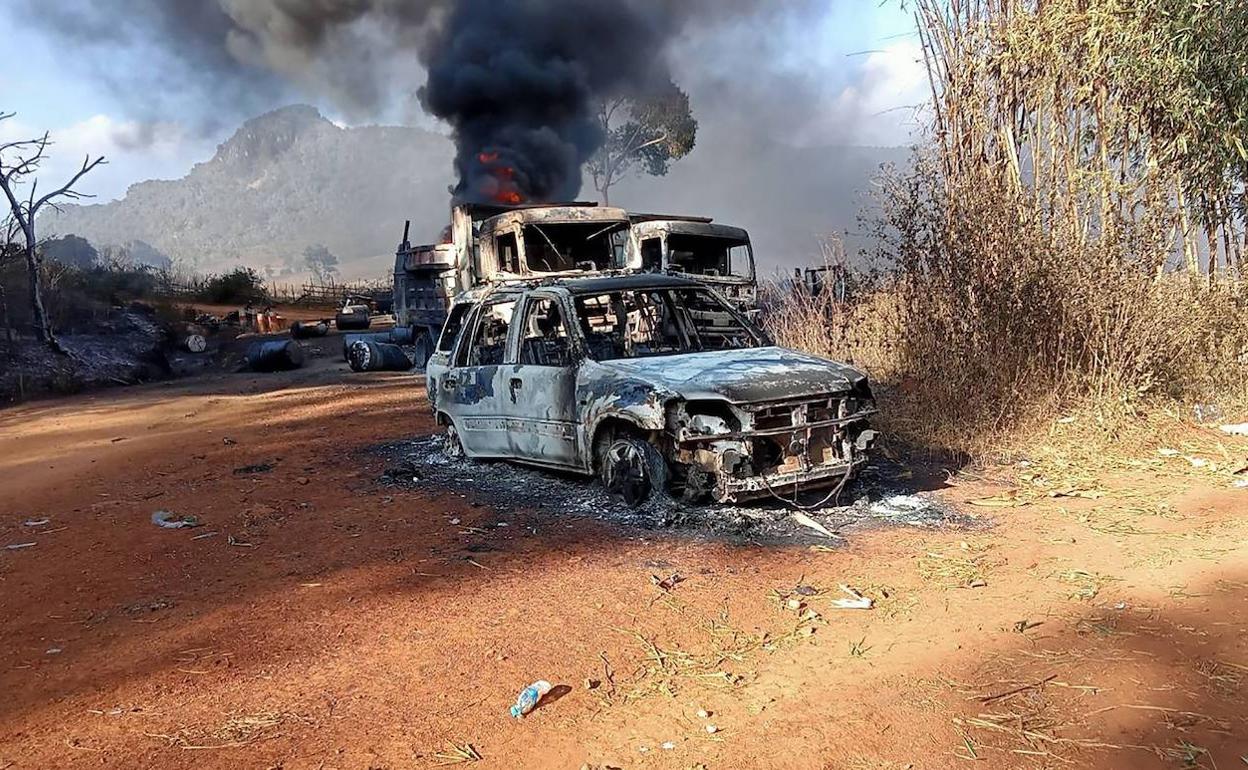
[268,279,391,307]
[157,277,391,309]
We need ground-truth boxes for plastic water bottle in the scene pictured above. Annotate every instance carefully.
[509,680,552,718]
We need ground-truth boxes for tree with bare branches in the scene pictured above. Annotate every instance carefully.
[0,111,106,354]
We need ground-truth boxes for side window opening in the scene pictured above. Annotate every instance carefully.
[728,244,754,279]
[437,303,471,353]
[496,232,520,273]
[640,238,662,272]
[575,291,684,361]
[519,297,573,367]
[459,300,516,367]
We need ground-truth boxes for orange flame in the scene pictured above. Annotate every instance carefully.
[474,150,526,205]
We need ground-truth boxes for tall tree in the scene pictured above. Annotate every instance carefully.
[42,234,98,269]
[303,243,340,283]
[587,81,697,205]
[0,112,105,354]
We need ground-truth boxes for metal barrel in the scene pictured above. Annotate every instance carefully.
[341,332,394,360]
[388,326,415,345]
[335,312,372,331]
[246,340,305,372]
[347,340,412,372]
[339,328,413,359]
[290,320,330,339]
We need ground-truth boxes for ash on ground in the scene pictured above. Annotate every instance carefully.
[378,436,978,544]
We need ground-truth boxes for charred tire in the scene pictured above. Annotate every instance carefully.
[443,420,465,459]
[600,438,669,507]
[411,331,433,370]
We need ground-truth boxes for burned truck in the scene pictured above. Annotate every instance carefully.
[630,215,757,310]
[393,202,634,363]
[426,274,877,506]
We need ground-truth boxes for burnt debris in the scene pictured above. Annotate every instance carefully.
[379,436,976,544]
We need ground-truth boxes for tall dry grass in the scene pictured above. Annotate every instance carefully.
[767,159,1248,461]
[767,0,1248,462]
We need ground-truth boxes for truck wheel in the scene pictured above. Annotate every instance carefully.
[600,438,669,506]
[412,331,433,370]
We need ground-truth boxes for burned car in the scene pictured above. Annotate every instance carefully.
[425,274,876,505]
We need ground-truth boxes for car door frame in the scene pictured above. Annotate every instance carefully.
[437,295,518,459]
[425,299,474,413]
[501,289,585,470]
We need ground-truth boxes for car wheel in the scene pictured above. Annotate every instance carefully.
[443,420,465,459]
[601,437,669,506]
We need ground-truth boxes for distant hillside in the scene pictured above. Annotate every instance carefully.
[45,105,456,279]
[45,104,907,280]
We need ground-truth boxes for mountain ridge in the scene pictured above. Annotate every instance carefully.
[46,105,456,279]
[46,104,909,278]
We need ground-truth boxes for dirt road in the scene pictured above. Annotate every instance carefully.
[1,361,1245,769]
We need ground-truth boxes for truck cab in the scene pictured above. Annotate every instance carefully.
[629,215,758,310]
[476,204,632,278]
[394,202,634,364]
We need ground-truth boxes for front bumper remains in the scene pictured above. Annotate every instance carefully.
[673,407,878,504]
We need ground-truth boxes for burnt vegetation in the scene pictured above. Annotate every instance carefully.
[0,112,107,355]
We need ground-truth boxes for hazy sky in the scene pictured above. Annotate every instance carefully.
[0,2,926,206]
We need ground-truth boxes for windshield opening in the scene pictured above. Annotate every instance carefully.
[522,221,629,273]
[666,234,753,280]
[575,288,760,361]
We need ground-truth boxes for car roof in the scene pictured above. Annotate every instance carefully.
[451,273,705,306]
[557,273,703,295]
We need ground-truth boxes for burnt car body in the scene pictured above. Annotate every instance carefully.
[425,274,876,504]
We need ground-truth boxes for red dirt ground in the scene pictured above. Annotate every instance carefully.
[1,360,1245,769]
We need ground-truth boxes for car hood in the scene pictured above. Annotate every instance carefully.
[595,346,864,403]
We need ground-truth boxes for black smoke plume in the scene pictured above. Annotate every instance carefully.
[418,0,672,204]
[18,0,831,202]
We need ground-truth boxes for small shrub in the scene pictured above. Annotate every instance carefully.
[199,268,267,305]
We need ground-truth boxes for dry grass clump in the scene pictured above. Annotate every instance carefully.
[916,541,994,588]
[146,711,304,750]
[766,222,1248,461]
